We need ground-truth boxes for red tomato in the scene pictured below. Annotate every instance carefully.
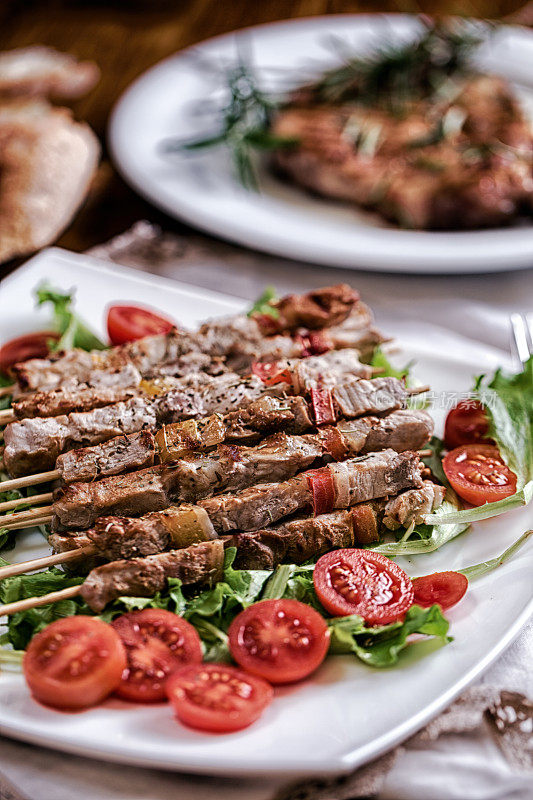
[0,331,60,374]
[310,386,336,425]
[413,571,468,610]
[305,468,336,515]
[228,599,330,684]
[251,361,292,386]
[23,617,126,710]
[314,549,414,624]
[166,663,273,733]
[442,444,517,507]
[444,400,491,449]
[318,426,348,461]
[107,305,174,345]
[111,609,202,702]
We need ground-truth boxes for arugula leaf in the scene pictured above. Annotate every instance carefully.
[422,436,449,488]
[0,552,449,669]
[328,605,450,667]
[373,488,470,556]
[459,529,532,580]
[247,287,279,319]
[36,286,106,352]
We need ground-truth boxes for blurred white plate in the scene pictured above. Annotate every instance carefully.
[0,248,531,777]
[109,14,533,274]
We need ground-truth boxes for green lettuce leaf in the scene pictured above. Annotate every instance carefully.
[247,287,279,320]
[328,605,450,667]
[36,286,107,352]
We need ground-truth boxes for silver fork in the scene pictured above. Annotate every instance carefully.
[510,313,533,368]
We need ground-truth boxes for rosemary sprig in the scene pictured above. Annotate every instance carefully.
[164,63,296,190]
[310,22,486,112]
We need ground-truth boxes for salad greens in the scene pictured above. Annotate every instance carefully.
[0,550,449,668]
[247,286,279,320]
[36,286,106,353]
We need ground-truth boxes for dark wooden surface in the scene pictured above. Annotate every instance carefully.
[0,0,525,278]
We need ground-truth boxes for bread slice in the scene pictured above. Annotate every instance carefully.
[0,46,99,99]
[0,99,100,262]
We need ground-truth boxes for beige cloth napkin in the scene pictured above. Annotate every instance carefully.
[0,222,531,800]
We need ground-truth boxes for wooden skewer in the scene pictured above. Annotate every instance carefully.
[407,385,430,395]
[0,385,13,398]
[1,514,53,531]
[0,492,53,514]
[0,469,60,492]
[417,449,432,458]
[0,585,81,616]
[0,409,14,425]
[0,504,53,525]
[0,545,96,580]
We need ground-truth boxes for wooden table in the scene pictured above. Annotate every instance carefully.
[0,0,524,278]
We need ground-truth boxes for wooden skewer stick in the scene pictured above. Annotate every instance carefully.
[0,409,14,425]
[417,449,432,458]
[0,585,81,616]
[0,504,53,525]
[0,469,60,492]
[0,545,96,580]
[0,385,14,398]
[407,385,430,395]
[0,492,53,514]
[1,514,53,531]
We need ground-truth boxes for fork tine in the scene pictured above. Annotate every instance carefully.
[510,313,531,366]
[525,314,533,359]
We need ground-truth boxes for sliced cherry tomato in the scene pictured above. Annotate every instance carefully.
[413,571,468,610]
[444,400,491,449]
[0,331,60,374]
[228,599,330,684]
[306,467,336,515]
[111,609,202,702]
[314,549,414,624]
[442,443,517,507]
[166,663,273,732]
[23,617,126,710]
[310,386,336,426]
[251,361,292,386]
[107,305,174,345]
[318,426,348,461]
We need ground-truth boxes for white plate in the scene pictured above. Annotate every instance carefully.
[109,14,533,274]
[0,247,532,777]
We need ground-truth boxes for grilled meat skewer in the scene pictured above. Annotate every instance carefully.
[10,285,378,393]
[3,372,420,477]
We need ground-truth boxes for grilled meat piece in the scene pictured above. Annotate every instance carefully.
[271,74,533,230]
[47,531,104,572]
[222,395,313,441]
[230,509,357,569]
[81,540,225,612]
[288,348,372,390]
[52,432,323,530]
[56,429,156,484]
[383,481,446,530]
[338,408,433,454]
[3,372,268,476]
[254,284,359,333]
[329,449,422,507]
[12,384,138,419]
[332,377,408,418]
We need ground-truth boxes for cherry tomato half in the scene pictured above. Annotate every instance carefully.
[166,663,273,733]
[0,331,60,374]
[251,361,292,386]
[444,400,491,449]
[413,571,468,610]
[23,617,126,710]
[442,443,517,507]
[228,599,330,684]
[107,305,175,345]
[314,549,414,624]
[111,609,202,702]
